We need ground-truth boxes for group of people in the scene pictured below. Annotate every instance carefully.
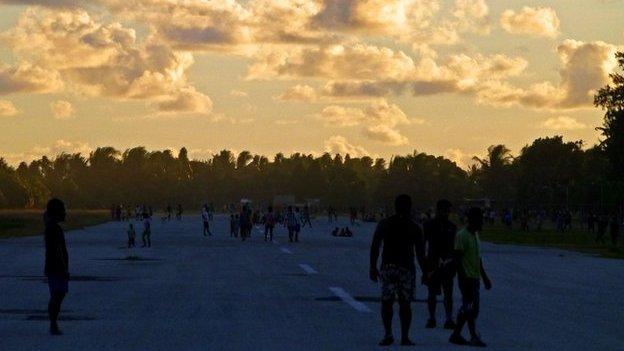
[46,194,491,347]
[370,196,491,347]
[331,226,354,237]
[227,204,314,243]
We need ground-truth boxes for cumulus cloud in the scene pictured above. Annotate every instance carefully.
[230,89,248,97]
[156,87,213,114]
[324,135,368,156]
[0,61,64,95]
[312,0,439,35]
[1,8,210,114]
[0,0,85,7]
[51,100,74,119]
[478,40,619,109]
[445,148,476,169]
[246,43,421,81]
[3,139,95,165]
[276,84,318,102]
[452,0,490,35]
[247,42,528,98]
[318,100,413,145]
[318,105,365,126]
[0,100,19,116]
[500,7,560,38]
[363,124,409,145]
[540,116,588,130]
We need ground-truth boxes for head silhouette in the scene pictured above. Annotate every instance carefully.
[467,207,483,232]
[394,194,412,217]
[46,198,66,223]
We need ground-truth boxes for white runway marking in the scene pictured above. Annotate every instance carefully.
[298,263,317,274]
[329,287,372,313]
[280,247,292,254]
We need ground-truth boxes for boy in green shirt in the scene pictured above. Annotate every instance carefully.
[449,207,492,347]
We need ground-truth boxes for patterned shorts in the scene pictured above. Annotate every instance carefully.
[380,264,415,302]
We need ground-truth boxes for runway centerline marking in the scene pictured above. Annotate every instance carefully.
[280,247,292,254]
[329,287,371,313]
[298,264,317,274]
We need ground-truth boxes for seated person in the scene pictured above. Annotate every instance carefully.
[331,227,339,236]
[344,227,353,237]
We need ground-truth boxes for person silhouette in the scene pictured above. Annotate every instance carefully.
[370,194,426,346]
[449,207,492,347]
[424,199,458,329]
[44,198,69,335]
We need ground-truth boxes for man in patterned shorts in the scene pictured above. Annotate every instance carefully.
[370,194,426,346]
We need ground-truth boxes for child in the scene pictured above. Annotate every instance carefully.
[449,207,492,347]
[127,223,136,248]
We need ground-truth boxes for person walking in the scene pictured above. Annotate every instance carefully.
[265,206,276,242]
[449,207,492,347]
[424,200,458,330]
[202,205,212,236]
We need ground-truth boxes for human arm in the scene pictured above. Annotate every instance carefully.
[414,225,427,284]
[369,222,383,282]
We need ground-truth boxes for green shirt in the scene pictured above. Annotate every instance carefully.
[454,228,481,279]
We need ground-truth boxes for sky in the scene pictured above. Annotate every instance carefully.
[0,0,622,168]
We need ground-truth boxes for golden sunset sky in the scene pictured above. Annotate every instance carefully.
[0,0,622,167]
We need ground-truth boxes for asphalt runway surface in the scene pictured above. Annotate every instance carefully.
[1,215,623,350]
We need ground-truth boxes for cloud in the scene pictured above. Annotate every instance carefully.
[156,87,213,114]
[187,148,214,161]
[318,100,413,144]
[0,100,19,116]
[312,0,439,35]
[445,148,476,169]
[452,0,490,35]
[276,84,318,102]
[1,8,210,114]
[0,61,64,95]
[363,124,409,145]
[246,43,419,81]
[477,40,619,109]
[51,100,74,119]
[230,89,248,97]
[318,105,365,126]
[0,0,85,7]
[248,42,528,101]
[324,135,368,156]
[540,116,588,130]
[500,7,560,38]
[3,139,95,165]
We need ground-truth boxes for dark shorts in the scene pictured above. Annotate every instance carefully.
[380,264,415,302]
[459,278,480,318]
[288,224,300,232]
[427,273,454,295]
[203,221,210,228]
[47,274,68,295]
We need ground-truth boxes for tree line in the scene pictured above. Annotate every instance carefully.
[1,52,623,212]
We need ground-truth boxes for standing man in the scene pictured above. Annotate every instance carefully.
[264,206,276,242]
[44,198,69,335]
[449,207,492,347]
[202,204,212,236]
[424,199,458,329]
[370,194,426,346]
[141,213,152,247]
